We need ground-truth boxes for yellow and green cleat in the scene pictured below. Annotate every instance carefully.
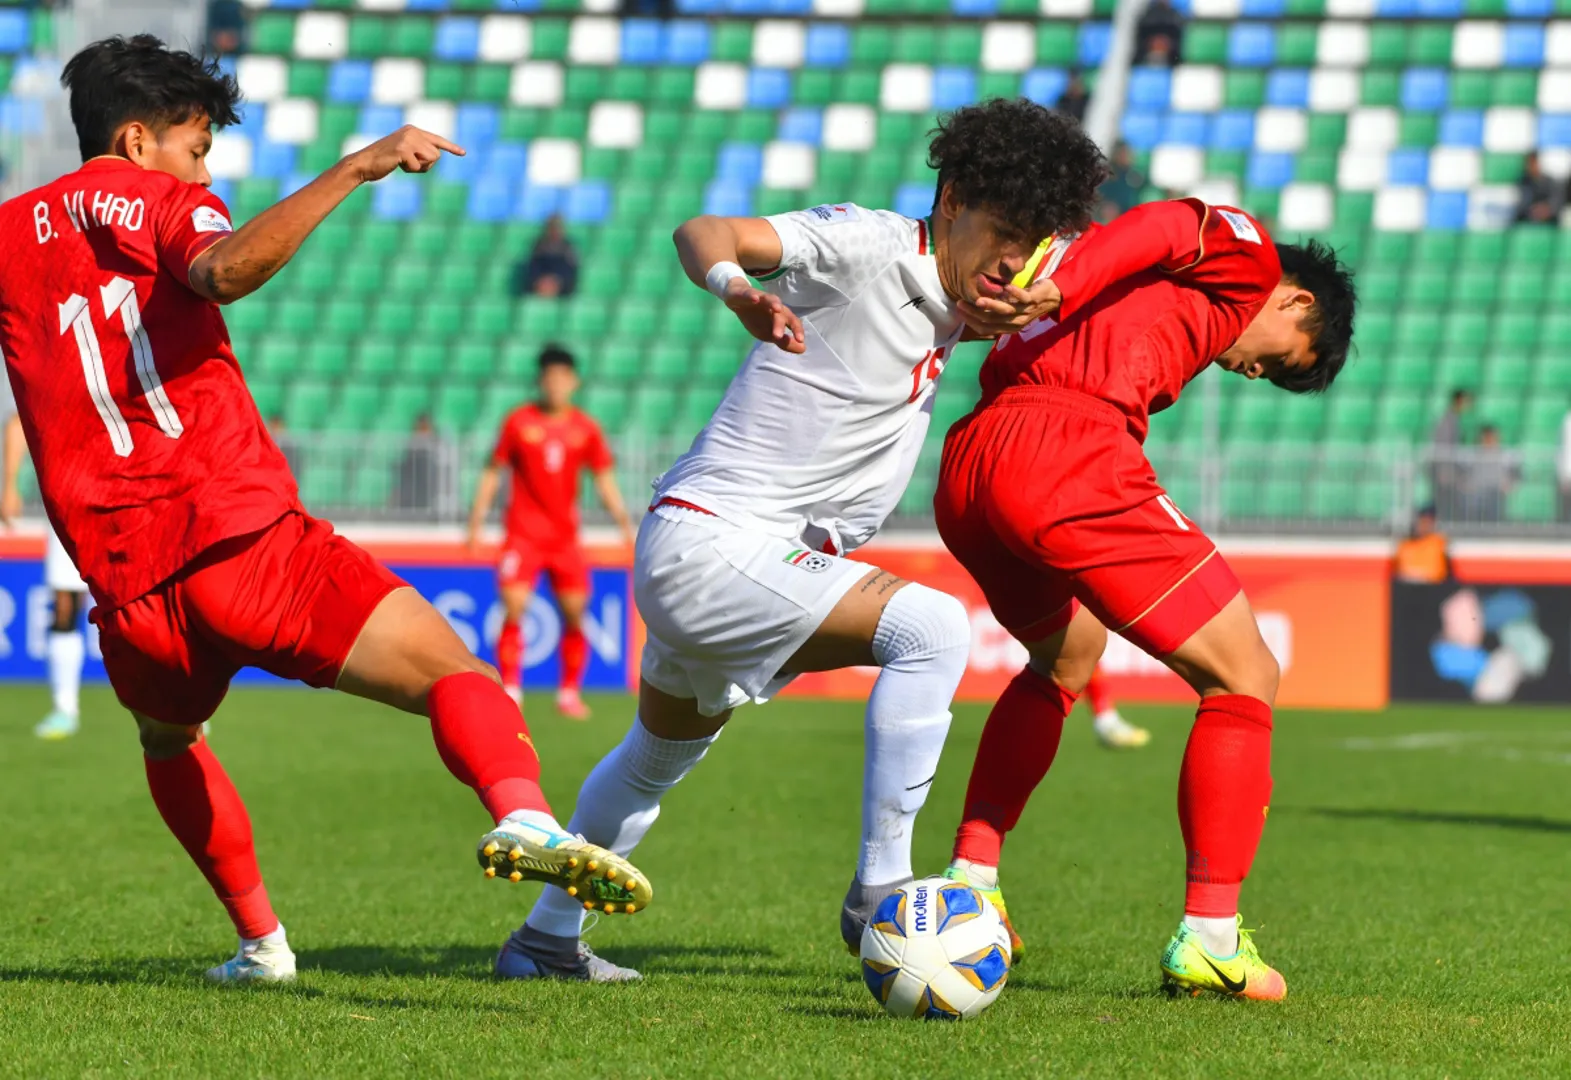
[477,820,653,915]
[1160,916,1286,1001]
[942,865,1025,961]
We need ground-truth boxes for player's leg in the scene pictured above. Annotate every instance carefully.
[495,581,533,704]
[551,546,593,719]
[1085,666,1151,749]
[37,529,88,740]
[782,570,972,951]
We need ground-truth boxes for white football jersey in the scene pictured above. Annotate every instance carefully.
[654,204,964,555]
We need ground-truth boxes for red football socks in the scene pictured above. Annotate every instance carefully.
[496,621,523,689]
[559,626,588,691]
[1178,694,1274,917]
[1085,669,1113,714]
[952,665,1075,866]
[144,741,279,940]
[428,671,551,822]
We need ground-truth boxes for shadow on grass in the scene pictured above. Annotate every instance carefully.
[1293,806,1571,834]
[0,956,321,996]
[304,941,796,981]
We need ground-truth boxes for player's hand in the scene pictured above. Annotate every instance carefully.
[957,278,1063,339]
[0,486,19,529]
[346,125,465,184]
[723,279,806,354]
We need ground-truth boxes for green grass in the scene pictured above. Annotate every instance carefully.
[0,687,1567,1078]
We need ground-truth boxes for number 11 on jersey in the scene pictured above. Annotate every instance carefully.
[58,276,184,458]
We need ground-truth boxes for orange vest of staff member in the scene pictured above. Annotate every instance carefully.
[1394,507,1450,583]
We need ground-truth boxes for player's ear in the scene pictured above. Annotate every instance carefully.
[937,181,962,223]
[117,121,149,164]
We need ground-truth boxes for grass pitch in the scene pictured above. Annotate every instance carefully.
[0,685,1567,1078]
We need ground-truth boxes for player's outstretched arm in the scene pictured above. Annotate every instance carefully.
[466,465,502,554]
[188,126,464,305]
[673,216,806,354]
[593,468,636,549]
[0,414,23,528]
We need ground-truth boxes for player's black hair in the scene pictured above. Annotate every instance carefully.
[1270,239,1357,395]
[927,98,1108,243]
[538,344,577,372]
[61,35,241,161]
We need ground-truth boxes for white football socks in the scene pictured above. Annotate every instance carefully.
[524,717,719,939]
[858,583,970,887]
[949,858,999,890]
[47,629,84,718]
[1184,915,1240,957]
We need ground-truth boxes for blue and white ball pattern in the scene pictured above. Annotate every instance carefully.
[859,876,1012,1020]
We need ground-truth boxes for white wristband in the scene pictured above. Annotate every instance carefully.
[705,261,747,299]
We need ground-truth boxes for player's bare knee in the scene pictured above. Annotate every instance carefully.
[1026,618,1105,695]
[135,715,200,759]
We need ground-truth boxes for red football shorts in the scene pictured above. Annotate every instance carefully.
[94,511,406,726]
[935,386,1241,657]
[497,536,590,595]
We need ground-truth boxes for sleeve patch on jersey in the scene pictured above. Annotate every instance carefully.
[191,206,234,235]
[1216,209,1261,245]
[806,203,860,224]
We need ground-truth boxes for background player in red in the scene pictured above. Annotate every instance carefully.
[1084,666,1150,749]
[937,199,1356,1000]
[466,345,634,719]
[0,36,651,984]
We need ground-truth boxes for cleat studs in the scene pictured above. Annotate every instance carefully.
[625,903,637,914]
[584,901,595,910]
[586,860,598,872]
[566,886,578,897]
[508,870,523,883]
[508,846,524,863]
[605,868,617,880]
[483,867,496,878]
[603,903,616,914]
[566,857,578,869]
[482,841,499,857]
[625,879,639,892]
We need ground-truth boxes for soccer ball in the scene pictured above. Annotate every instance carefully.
[859,876,1012,1020]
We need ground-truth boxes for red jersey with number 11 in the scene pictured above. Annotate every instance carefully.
[0,158,300,609]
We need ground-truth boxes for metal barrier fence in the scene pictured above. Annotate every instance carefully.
[222,431,1571,538]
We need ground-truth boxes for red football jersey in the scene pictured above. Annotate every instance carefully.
[981,199,1281,441]
[491,403,613,546]
[0,158,300,609]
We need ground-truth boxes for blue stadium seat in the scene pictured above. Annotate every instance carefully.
[953,0,999,15]
[1021,68,1068,107]
[1210,109,1255,150]
[564,181,612,223]
[622,20,665,65]
[1401,69,1448,113]
[433,18,481,62]
[933,67,978,110]
[894,183,931,219]
[373,179,423,221]
[676,0,726,14]
[747,68,791,109]
[777,107,822,145]
[1120,110,1162,150]
[704,179,753,216]
[359,106,404,135]
[252,139,298,180]
[468,176,514,222]
[1228,23,1275,67]
[1416,0,1464,13]
[0,11,28,54]
[1127,67,1171,111]
[1440,110,1484,147]
[409,0,458,9]
[717,143,763,187]
[1078,24,1111,68]
[1508,0,1554,14]
[455,104,500,150]
[482,143,529,182]
[517,184,563,222]
[235,102,266,137]
[1248,152,1294,189]
[1241,0,1285,14]
[1266,69,1310,108]
[804,24,851,67]
[1539,114,1571,147]
[1388,148,1429,186]
[1504,24,1545,68]
[665,21,711,65]
[328,61,373,105]
[1428,191,1469,230]
[1162,112,1208,145]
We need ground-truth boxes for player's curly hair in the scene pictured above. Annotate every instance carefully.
[1271,240,1358,395]
[62,35,241,162]
[927,99,1108,243]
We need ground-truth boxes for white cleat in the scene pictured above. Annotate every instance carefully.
[205,934,297,984]
[1094,708,1151,749]
[503,684,523,706]
[556,687,591,720]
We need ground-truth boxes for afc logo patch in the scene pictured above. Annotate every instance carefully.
[783,549,833,573]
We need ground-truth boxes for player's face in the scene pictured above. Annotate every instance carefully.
[133,115,215,187]
[1216,282,1318,384]
[538,364,579,410]
[936,190,1036,305]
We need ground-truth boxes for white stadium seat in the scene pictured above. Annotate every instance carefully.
[509,61,564,108]
[1278,183,1335,231]
[753,21,806,69]
[763,142,816,189]
[527,138,582,187]
[694,63,748,110]
[588,101,644,149]
[478,16,532,63]
[822,103,876,151]
[881,64,934,113]
[568,17,621,66]
[293,12,348,62]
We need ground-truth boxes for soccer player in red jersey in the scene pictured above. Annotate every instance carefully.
[936,198,1355,999]
[1084,667,1150,749]
[466,345,635,719]
[0,36,650,984]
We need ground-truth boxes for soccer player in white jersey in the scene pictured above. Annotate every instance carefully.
[1,377,89,739]
[493,100,1108,981]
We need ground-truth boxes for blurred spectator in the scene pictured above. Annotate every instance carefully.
[1056,71,1089,125]
[1135,0,1184,66]
[1558,403,1571,522]
[620,0,674,14]
[1429,387,1472,519]
[266,413,298,477]
[1459,424,1518,524]
[1098,142,1145,220]
[207,0,246,56]
[1394,506,1451,583]
[1514,152,1562,224]
[513,214,579,298]
[397,413,448,514]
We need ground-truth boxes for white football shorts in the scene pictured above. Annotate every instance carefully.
[44,526,86,593]
[635,504,873,717]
